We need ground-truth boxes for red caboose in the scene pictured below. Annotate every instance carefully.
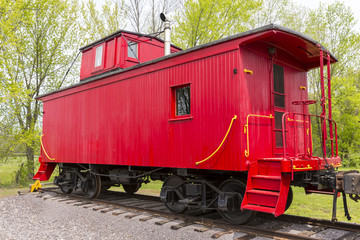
[34,24,360,224]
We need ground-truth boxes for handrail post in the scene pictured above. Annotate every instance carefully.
[281,112,289,158]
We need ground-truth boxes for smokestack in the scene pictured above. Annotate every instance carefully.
[160,13,171,56]
[164,21,171,56]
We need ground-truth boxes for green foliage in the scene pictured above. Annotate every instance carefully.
[172,0,262,49]
[303,3,360,164]
[251,0,309,30]
[80,0,127,43]
[0,0,81,179]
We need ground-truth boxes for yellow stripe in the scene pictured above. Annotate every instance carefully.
[196,115,237,165]
[244,114,274,157]
[40,134,55,161]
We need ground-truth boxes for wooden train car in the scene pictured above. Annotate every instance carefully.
[34,24,360,224]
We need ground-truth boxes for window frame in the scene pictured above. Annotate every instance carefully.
[126,41,139,62]
[273,64,285,109]
[169,83,193,121]
[93,43,106,72]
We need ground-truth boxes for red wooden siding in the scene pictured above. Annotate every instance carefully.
[42,48,243,171]
[40,27,335,173]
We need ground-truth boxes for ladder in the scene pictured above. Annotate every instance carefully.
[241,158,291,216]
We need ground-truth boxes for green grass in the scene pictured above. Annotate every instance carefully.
[0,156,54,197]
[287,186,360,223]
[109,180,163,196]
[286,166,360,223]
[0,157,27,187]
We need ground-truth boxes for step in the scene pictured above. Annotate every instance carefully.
[252,175,281,191]
[256,159,282,176]
[247,189,279,197]
[242,204,275,214]
[252,175,281,180]
[246,189,279,208]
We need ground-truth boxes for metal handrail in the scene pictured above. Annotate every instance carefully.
[281,112,338,159]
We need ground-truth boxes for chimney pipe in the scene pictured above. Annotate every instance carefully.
[160,13,171,56]
[164,20,171,56]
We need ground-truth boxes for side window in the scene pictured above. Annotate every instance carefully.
[171,84,191,117]
[127,41,138,59]
[94,45,103,67]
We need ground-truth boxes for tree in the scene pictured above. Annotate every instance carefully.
[0,0,81,179]
[0,0,32,162]
[303,2,360,163]
[81,0,127,43]
[172,0,262,49]
[146,0,179,34]
[126,0,145,33]
[250,0,308,31]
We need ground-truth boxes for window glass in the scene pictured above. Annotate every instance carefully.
[128,42,138,58]
[95,45,103,67]
[275,111,285,129]
[274,94,285,108]
[176,86,190,116]
[273,64,284,94]
[275,131,284,148]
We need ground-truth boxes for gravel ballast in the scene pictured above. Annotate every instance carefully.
[0,193,236,240]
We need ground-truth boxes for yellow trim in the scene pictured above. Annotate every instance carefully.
[244,114,274,157]
[196,115,237,165]
[244,69,253,75]
[293,164,312,170]
[287,118,308,123]
[30,180,42,192]
[40,134,55,161]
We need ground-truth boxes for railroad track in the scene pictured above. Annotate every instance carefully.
[31,187,360,240]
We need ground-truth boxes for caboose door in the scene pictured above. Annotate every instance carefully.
[271,63,308,157]
[272,64,286,156]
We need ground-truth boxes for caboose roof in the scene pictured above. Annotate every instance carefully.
[37,24,337,99]
[79,29,182,52]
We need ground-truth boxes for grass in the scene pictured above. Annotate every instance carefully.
[0,156,55,198]
[286,166,360,223]
[109,180,163,196]
[287,186,360,223]
[1,159,359,224]
[0,157,30,187]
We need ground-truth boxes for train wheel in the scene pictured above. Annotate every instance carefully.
[58,170,74,194]
[285,186,293,211]
[162,175,186,214]
[218,179,256,224]
[81,172,101,199]
[122,183,142,194]
[60,185,73,194]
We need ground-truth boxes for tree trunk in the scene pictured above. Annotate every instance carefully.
[26,145,35,180]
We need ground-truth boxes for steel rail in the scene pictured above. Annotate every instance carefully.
[35,188,346,240]
[38,187,360,234]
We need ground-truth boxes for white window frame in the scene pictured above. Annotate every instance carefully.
[127,41,138,59]
[94,45,103,67]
